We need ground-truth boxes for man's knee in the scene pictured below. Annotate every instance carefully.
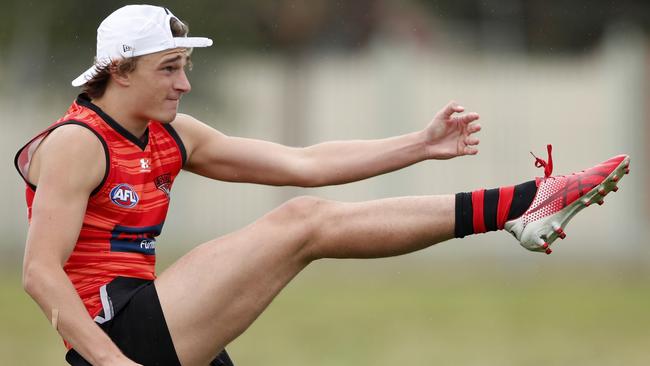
[265,196,330,255]
[272,195,326,227]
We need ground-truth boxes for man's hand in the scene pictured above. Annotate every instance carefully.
[423,101,481,159]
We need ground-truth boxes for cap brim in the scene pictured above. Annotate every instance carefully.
[173,37,213,48]
[71,64,100,87]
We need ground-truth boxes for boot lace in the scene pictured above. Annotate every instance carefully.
[531,144,553,178]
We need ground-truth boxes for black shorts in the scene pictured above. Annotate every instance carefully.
[65,277,234,366]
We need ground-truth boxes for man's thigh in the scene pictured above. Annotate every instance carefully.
[155,214,311,366]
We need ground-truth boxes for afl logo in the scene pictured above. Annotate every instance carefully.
[110,184,139,208]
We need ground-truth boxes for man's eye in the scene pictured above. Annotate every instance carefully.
[163,66,177,72]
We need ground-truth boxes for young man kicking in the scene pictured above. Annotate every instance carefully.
[14,5,630,366]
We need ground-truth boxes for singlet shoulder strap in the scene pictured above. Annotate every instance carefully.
[14,120,111,196]
[160,122,188,167]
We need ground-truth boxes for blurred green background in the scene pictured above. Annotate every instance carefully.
[2,0,649,365]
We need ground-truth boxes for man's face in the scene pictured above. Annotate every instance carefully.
[126,48,192,123]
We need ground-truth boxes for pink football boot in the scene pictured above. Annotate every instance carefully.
[505,145,630,254]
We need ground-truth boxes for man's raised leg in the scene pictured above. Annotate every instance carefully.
[155,195,456,365]
[155,148,630,365]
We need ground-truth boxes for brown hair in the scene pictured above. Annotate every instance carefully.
[82,18,190,99]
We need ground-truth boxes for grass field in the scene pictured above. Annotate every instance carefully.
[1,258,649,366]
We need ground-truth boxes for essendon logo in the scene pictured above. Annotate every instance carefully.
[155,173,172,198]
[110,184,139,208]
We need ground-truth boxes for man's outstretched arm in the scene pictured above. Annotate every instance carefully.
[172,101,481,187]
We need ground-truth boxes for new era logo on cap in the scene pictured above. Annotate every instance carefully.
[71,5,213,87]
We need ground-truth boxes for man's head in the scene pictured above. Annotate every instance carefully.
[73,5,212,122]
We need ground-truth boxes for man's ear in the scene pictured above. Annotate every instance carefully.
[109,62,131,87]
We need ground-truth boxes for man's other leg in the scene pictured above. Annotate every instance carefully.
[155,195,455,365]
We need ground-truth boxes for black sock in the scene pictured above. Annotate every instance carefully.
[454,180,537,238]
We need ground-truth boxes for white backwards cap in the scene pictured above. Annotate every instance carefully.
[72,5,213,87]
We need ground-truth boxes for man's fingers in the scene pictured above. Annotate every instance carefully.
[441,100,464,118]
[464,136,480,146]
[467,122,482,133]
[453,112,480,125]
[463,146,479,155]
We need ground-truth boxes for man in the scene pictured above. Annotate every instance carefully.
[14,5,629,366]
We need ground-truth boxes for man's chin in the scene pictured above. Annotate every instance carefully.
[157,111,177,124]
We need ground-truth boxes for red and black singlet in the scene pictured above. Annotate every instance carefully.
[15,94,186,321]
